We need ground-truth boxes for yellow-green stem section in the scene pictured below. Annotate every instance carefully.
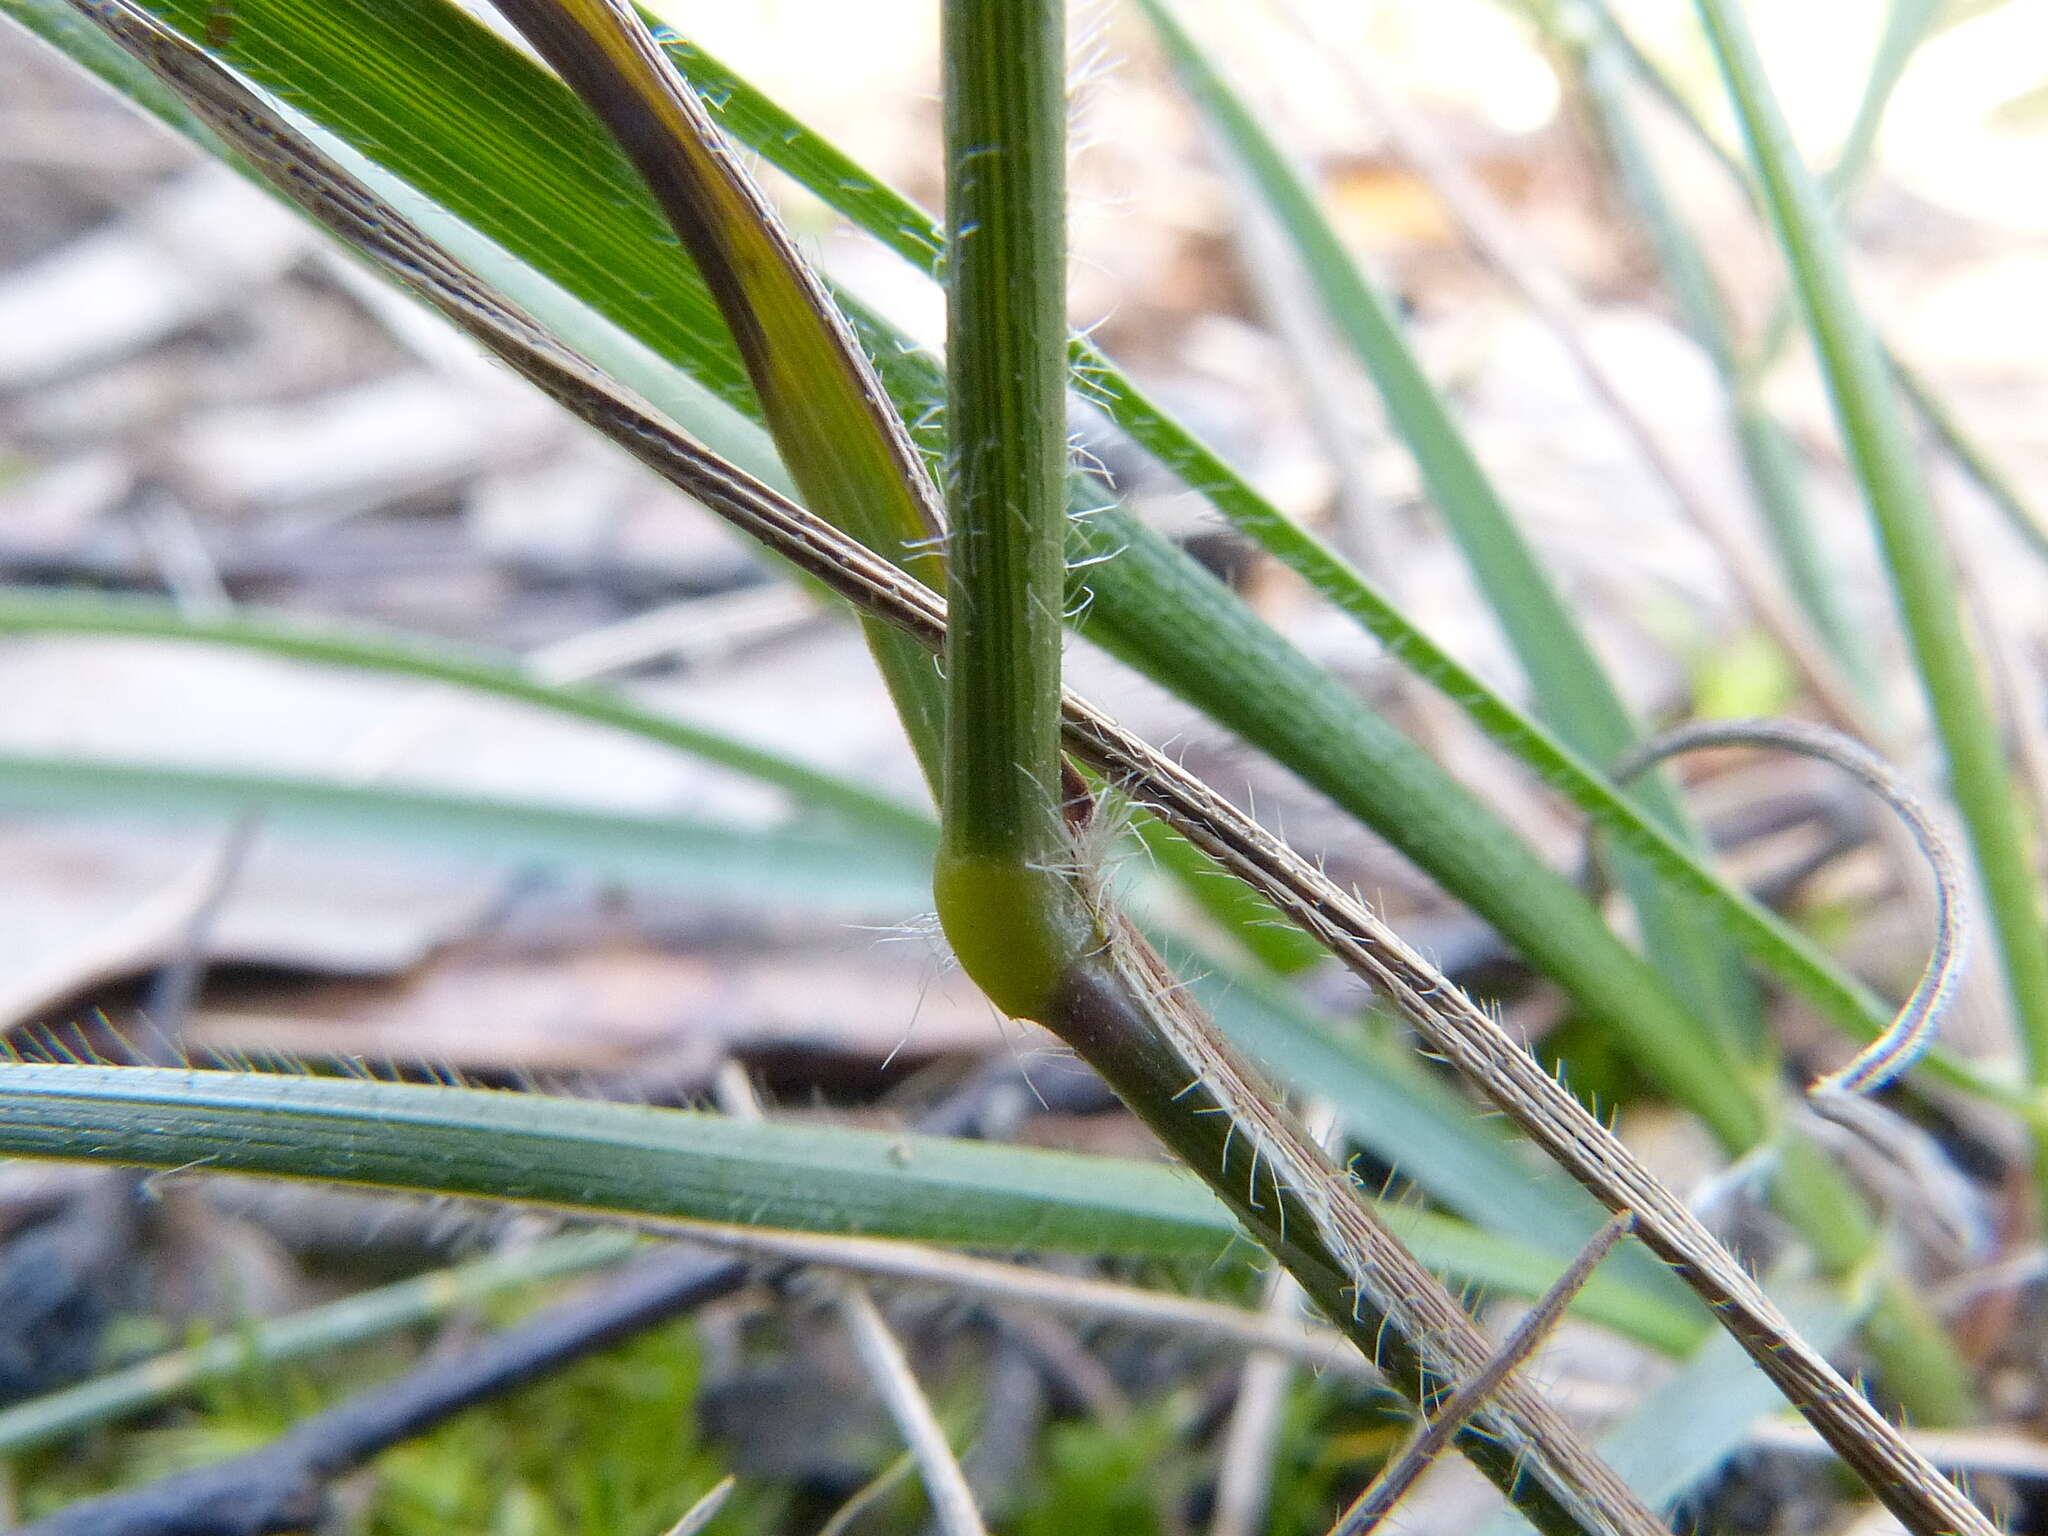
[933,0,1084,1019]
[932,854,1091,1022]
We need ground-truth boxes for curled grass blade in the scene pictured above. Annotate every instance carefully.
[1609,718,1968,1098]
[600,7,1998,1099]
[647,19,2024,1108]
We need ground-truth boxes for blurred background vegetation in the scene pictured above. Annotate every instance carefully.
[3,0,2048,1531]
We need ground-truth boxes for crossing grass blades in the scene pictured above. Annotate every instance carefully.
[0,0,2041,1532]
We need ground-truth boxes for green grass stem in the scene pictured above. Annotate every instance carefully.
[929,0,1091,1020]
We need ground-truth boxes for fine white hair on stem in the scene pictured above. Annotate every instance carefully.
[1605,717,1969,1098]
[1326,1212,1638,1536]
[1209,1099,1338,1536]
[1065,0,1124,166]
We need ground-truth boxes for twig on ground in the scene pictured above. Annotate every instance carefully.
[1207,1273,1306,1536]
[643,1209,1367,1375]
[715,1064,987,1536]
[16,1245,750,1536]
[835,1283,988,1536]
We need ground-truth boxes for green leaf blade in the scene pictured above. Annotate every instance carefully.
[0,752,935,909]
[0,1064,1699,1350]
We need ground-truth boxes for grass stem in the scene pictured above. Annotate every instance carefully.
[930,0,1091,1019]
